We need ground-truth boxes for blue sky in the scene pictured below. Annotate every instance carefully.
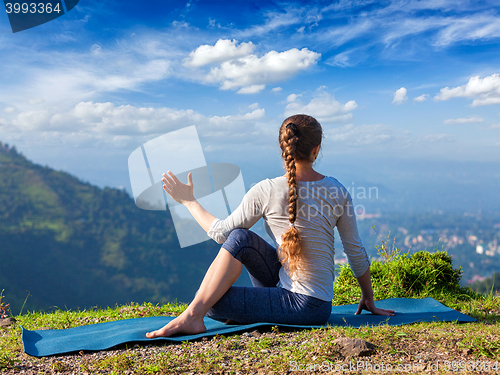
[1,0,500,212]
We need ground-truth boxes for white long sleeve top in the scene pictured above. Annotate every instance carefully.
[207,175,370,301]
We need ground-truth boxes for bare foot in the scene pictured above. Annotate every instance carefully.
[146,311,206,338]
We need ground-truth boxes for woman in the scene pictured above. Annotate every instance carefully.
[147,114,394,338]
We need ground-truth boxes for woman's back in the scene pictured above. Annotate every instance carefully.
[209,174,369,301]
[256,176,369,301]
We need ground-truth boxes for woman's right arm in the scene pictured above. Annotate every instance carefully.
[162,171,216,233]
[207,181,267,244]
[162,172,265,240]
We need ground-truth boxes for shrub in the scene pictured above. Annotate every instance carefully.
[333,231,466,306]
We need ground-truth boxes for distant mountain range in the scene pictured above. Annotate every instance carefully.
[0,142,223,313]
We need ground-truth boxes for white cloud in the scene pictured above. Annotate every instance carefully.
[271,87,282,93]
[486,123,500,130]
[318,19,375,48]
[381,17,446,48]
[300,3,500,63]
[90,44,102,56]
[5,101,265,138]
[248,103,259,110]
[28,98,45,105]
[434,74,500,106]
[0,33,176,109]
[237,85,265,94]
[413,94,429,102]
[444,116,484,125]
[235,7,306,38]
[0,106,272,157]
[184,39,255,67]
[13,110,51,131]
[50,102,204,134]
[473,97,500,106]
[209,108,265,123]
[392,87,408,105]
[326,124,396,146]
[283,91,357,123]
[171,21,190,28]
[206,47,320,92]
[4,60,169,111]
[433,14,500,47]
[324,50,353,68]
[4,107,15,113]
[419,134,455,142]
[379,8,500,50]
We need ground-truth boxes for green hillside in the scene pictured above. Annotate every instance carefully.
[0,142,221,313]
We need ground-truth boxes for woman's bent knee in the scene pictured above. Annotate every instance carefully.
[226,228,252,242]
[221,229,253,259]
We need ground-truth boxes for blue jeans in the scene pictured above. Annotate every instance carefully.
[206,229,332,325]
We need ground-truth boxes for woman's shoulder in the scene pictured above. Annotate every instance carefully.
[322,175,345,188]
[323,175,350,193]
[251,176,287,188]
[246,176,287,195]
[298,175,346,188]
[299,175,351,202]
[269,175,288,184]
[260,175,348,191]
[251,175,348,194]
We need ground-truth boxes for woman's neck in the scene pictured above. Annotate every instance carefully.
[286,161,324,182]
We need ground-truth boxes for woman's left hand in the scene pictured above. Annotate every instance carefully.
[355,296,395,316]
[162,171,195,205]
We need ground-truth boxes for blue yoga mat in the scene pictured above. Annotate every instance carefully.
[23,297,475,357]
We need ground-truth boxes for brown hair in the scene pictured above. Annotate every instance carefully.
[278,114,323,275]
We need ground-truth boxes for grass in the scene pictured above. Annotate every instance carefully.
[0,297,499,373]
[1,234,500,374]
